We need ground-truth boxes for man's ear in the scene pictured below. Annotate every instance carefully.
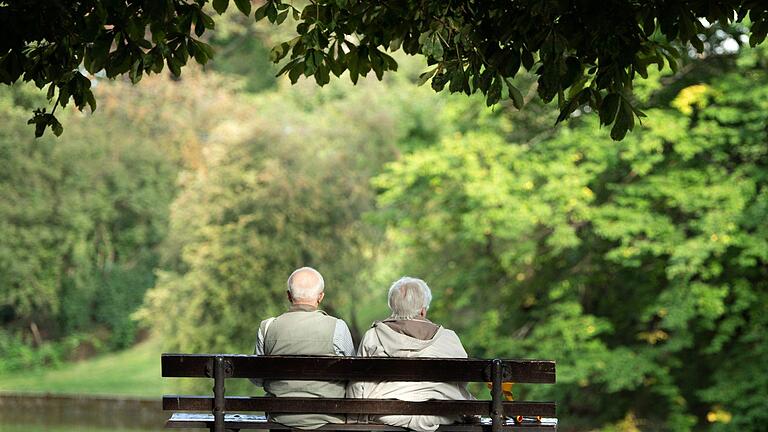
[317,292,325,304]
[419,307,427,318]
[287,290,293,303]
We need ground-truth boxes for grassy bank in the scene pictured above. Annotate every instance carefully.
[0,338,261,397]
[0,338,164,397]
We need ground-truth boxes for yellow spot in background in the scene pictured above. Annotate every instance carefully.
[622,246,638,257]
[671,84,713,115]
[711,233,719,242]
[612,411,641,432]
[523,180,534,190]
[522,294,536,307]
[638,329,669,344]
[516,272,526,281]
[707,407,733,423]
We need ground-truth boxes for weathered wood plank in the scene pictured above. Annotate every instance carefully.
[165,413,558,431]
[161,354,556,384]
[162,396,557,417]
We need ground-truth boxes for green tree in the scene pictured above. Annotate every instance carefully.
[373,45,768,430]
[0,70,238,357]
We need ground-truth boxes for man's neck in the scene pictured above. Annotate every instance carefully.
[289,303,318,312]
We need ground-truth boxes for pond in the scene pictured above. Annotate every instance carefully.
[1,426,153,432]
[0,393,191,432]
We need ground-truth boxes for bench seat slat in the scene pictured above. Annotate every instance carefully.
[166,413,558,431]
[161,354,556,384]
[162,396,557,417]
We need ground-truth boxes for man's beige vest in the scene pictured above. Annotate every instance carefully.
[262,307,346,429]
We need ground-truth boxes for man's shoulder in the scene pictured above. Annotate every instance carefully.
[332,316,351,326]
[259,317,276,331]
[308,311,350,329]
[318,312,349,327]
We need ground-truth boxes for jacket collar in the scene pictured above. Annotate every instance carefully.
[288,303,323,313]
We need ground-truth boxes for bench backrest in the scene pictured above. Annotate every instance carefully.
[162,354,555,382]
[161,354,556,432]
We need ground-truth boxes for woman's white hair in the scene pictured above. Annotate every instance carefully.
[287,267,325,301]
[387,276,432,319]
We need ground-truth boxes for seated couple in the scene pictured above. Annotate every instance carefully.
[251,266,473,432]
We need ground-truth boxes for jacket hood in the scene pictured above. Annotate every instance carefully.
[371,321,445,357]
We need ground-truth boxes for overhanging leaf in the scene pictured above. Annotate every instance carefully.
[213,0,229,14]
[234,0,252,16]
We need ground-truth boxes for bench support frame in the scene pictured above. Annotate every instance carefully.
[210,356,233,432]
[490,359,503,432]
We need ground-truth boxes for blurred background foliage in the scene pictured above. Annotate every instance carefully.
[1,13,767,432]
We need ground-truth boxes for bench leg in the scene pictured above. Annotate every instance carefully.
[491,359,504,432]
[213,356,226,432]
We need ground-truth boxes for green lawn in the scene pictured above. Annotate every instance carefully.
[0,338,261,397]
[0,338,165,397]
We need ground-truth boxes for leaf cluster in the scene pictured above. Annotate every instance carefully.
[253,0,768,140]
[0,0,216,136]
[4,1,768,139]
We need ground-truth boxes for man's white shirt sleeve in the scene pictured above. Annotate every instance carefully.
[333,319,355,356]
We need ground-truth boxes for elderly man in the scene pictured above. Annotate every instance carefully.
[251,266,355,429]
[348,276,473,432]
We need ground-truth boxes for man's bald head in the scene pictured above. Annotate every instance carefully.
[287,267,325,303]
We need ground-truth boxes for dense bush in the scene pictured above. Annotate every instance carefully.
[0,330,93,373]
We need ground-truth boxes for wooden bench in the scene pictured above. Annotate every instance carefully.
[162,354,557,432]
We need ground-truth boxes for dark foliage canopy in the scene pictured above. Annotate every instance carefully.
[2,0,767,138]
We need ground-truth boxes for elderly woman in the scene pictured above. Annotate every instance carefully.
[347,277,474,432]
